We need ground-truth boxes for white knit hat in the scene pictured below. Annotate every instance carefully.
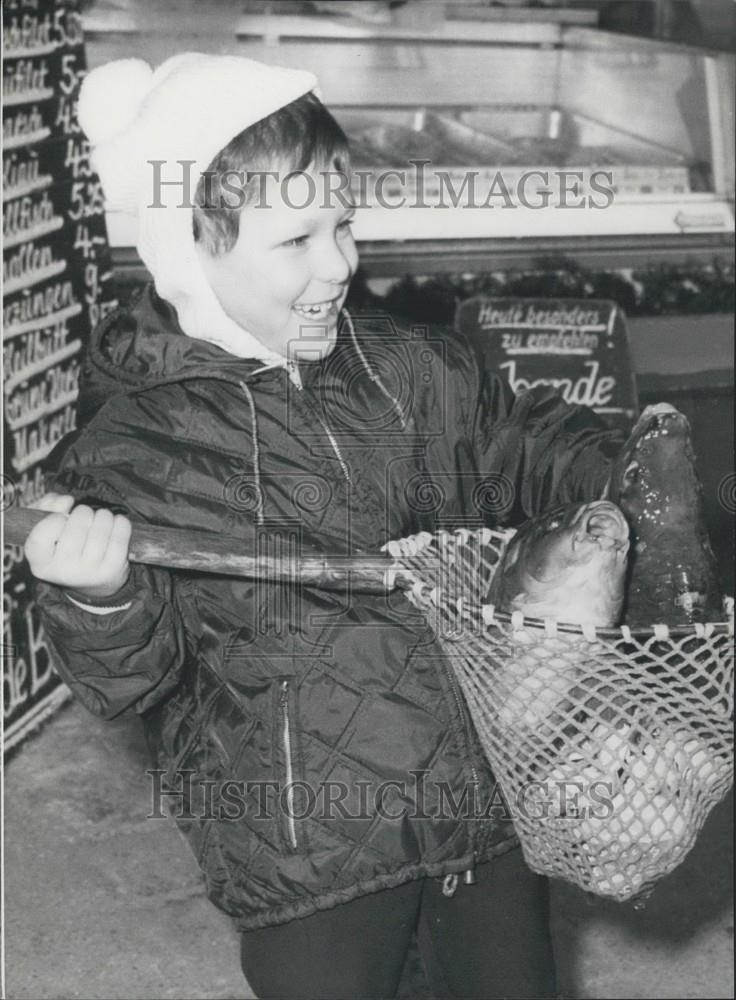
[78,53,318,363]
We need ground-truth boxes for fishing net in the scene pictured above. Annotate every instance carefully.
[385,527,734,902]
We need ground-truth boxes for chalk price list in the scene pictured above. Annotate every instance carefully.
[3,0,117,747]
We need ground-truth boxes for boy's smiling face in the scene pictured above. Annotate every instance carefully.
[197,166,358,362]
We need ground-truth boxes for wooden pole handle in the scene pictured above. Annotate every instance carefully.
[3,506,411,594]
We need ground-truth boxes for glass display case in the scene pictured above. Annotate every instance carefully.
[82,1,734,272]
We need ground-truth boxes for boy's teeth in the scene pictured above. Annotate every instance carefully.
[294,301,333,318]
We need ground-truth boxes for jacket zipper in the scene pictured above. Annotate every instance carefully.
[279,679,298,850]
[290,363,352,486]
[317,416,352,485]
[442,657,479,883]
[290,360,474,876]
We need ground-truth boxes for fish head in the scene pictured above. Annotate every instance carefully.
[490,500,630,627]
[609,403,701,539]
[607,403,722,625]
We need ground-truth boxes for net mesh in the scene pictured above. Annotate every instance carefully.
[386,527,734,902]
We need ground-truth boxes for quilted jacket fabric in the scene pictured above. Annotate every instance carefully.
[36,285,622,930]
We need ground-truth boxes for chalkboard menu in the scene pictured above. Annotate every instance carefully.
[3,0,118,753]
[455,297,639,432]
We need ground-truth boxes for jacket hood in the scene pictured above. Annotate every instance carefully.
[78,283,287,423]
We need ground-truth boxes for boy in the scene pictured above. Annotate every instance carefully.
[27,54,621,999]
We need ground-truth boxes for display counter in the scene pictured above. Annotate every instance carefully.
[82,1,734,272]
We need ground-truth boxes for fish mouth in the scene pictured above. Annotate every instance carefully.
[611,404,692,498]
[573,501,630,555]
[631,403,690,448]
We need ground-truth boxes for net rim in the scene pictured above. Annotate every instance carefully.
[389,527,735,641]
[475,599,735,641]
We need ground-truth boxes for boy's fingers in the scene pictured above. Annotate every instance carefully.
[53,505,95,564]
[98,512,131,568]
[81,507,115,563]
[100,514,132,584]
[106,514,132,561]
[23,512,71,568]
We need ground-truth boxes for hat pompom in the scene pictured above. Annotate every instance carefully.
[78,58,153,146]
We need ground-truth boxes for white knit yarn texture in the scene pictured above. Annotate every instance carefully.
[78,53,318,361]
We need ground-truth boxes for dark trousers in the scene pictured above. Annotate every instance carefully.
[240,848,557,1000]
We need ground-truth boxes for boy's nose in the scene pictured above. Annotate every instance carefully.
[314,238,354,286]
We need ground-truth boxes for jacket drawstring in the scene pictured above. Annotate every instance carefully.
[442,873,459,897]
[238,379,265,525]
[239,313,406,518]
[342,308,407,431]
[314,415,353,486]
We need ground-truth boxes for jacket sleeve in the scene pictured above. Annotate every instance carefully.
[466,340,625,524]
[33,563,188,720]
[31,430,190,721]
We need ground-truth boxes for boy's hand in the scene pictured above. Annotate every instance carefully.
[24,493,132,599]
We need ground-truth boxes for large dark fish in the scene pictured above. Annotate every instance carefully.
[487,501,630,729]
[488,500,630,627]
[608,403,722,627]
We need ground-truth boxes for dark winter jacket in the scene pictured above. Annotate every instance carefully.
[36,284,622,930]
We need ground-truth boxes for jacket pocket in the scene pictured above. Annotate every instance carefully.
[273,677,307,854]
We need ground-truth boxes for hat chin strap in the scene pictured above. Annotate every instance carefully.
[146,235,289,370]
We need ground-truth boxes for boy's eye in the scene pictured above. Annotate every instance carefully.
[283,234,309,248]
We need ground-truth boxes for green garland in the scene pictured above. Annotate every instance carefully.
[347,257,735,324]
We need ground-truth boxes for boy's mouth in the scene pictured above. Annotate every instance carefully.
[292,298,340,321]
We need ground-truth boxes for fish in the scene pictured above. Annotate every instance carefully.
[607,403,722,627]
[486,500,630,730]
[488,500,630,628]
